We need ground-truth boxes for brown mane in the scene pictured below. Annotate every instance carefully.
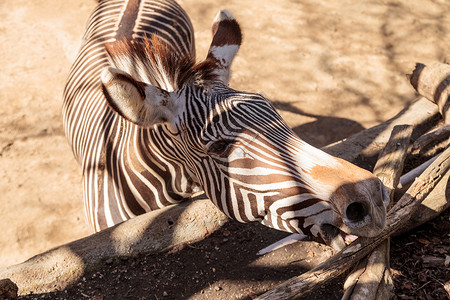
[105,35,217,91]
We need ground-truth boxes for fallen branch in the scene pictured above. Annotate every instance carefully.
[0,200,228,295]
[398,153,441,190]
[408,62,450,163]
[408,62,450,121]
[395,170,450,236]
[256,145,450,300]
[324,97,439,168]
[373,125,413,197]
[412,124,450,153]
[342,125,413,300]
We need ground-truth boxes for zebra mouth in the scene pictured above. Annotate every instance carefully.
[319,224,358,251]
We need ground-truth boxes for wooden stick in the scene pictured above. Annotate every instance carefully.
[412,124,450,153]
[398,153,441,189]
[342,125,413,300]
[256,145,450,300]
[408,62,450,121]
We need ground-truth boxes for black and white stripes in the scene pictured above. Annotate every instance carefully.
[64,0,388,249]
[63,0,196,231]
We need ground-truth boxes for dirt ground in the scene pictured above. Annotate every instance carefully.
[1,0,449,299]
[17,208,450,300]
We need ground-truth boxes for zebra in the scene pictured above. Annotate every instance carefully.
[63,0,389,250]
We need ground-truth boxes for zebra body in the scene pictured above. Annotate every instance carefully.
[64,0,197,230]
[64,0,388,249]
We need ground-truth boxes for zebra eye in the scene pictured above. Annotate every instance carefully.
[209,140,233,156]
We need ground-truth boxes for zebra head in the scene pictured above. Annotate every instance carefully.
[101,10,389,249]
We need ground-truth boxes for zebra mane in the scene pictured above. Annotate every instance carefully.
[105,35,217,92]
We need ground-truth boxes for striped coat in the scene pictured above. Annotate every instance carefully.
[63,0,388,250]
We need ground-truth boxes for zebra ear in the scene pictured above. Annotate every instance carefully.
[101,67,178,127]
[206,10,242,85]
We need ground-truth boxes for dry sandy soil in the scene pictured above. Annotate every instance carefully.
[0,0,449,298]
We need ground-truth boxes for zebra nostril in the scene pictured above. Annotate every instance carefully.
[345,202,368,223]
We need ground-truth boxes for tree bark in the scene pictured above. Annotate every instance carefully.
[256,145,450,300]
[342,125,413,300]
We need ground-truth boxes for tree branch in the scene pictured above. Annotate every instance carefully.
[342,125,413,300]
[408,62,450,122]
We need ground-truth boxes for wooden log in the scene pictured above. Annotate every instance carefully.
[408,62,450,121]
[396,63,450,232]
[412,124,450,153]
[256,145,450,300]
[0,199,228,295]
[342,125,413,300]
[343,244,393,300]
[323,97,438,169]
[372,125,413,198]
[395,170,450,236]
